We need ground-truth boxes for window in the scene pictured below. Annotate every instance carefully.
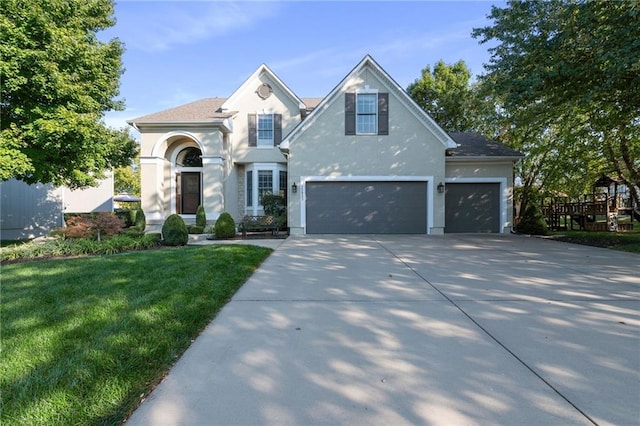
[246,170,253,207]
[258,170,273,202]
[345,92,389,136]
[279,170,288,199]
[176,147,202,167]
[356,93,377,134]
[257,114,273,147]
[248,113,282,147]
[245,164,287,214]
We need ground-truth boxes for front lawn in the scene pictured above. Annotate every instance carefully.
[1,245,272,425]
[550,230,640,253]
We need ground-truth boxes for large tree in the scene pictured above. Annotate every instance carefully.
[0,0,137,188]
[406,60,483,133]
[473,0,640,206]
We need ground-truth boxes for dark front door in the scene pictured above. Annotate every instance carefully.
[179,172,201,214]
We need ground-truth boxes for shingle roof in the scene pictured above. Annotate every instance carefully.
[128,98,232,124]
[301,97,323,110]
[447,132,524,158]
[129,97,324,125]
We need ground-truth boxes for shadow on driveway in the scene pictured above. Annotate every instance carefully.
[128,234,639,425]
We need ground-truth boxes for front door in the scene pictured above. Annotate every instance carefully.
[177,172,201,214]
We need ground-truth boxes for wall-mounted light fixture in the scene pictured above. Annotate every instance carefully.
[437,182,445,194]
[292,182,298,193]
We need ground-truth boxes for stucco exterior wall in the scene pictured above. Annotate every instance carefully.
[287,68,447,234]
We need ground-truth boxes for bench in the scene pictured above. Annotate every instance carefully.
[239,215,279,238]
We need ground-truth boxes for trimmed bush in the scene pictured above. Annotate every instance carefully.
[161,214,189,246]
[196,205,206,228]
[214,212,236,239]
[516,203,549,235]
[133,208,146,231]
[187,225,205,234]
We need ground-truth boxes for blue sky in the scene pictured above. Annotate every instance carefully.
[101,1,504,131]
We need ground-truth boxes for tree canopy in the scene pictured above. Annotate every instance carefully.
[0,0,137,188]
[473,0,640,205]
[406,60,479,133]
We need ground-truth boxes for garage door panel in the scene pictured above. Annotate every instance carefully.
[306,181,427,234]
[445,183,500,233]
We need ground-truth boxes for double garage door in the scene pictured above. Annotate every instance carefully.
[304,181,501,234]
[305,181,427,234]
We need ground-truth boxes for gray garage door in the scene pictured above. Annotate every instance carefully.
[445,183,501,233]
[306,181,427,234]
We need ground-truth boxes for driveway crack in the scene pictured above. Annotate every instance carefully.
[373,237,599,426]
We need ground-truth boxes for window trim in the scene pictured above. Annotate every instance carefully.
[257,113,274,148]
[245,163,287,215]
[356,91,378,135]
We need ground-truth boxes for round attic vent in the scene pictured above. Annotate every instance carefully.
[256,83,273,99]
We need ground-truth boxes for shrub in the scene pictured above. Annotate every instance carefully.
[516,203,549,235]
[62,213,124,241]
[261,194,286,217]
[114,209,136,228]
[214,212,236,239]
[161,214,189,246]
[196,205,206,228]
[133,208,146,231]
[187,225,204,234]
[261,194,287,230]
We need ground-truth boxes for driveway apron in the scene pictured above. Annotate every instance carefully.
[127,235,640,426]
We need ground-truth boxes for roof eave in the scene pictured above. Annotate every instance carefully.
[127,119,233,133]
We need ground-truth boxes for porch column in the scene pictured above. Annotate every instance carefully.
[140,156,166,224]
[202,156,225,221]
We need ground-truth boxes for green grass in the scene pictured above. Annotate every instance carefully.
[1,245,272,425]
[550,230,640,253]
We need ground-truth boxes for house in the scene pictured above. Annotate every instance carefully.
[0,175,114,240]
[128,55,522,235]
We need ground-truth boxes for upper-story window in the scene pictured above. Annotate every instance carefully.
[345,91,389,136]
[356,94,377,134]
[257,114,274,147]
[248,113,282,147]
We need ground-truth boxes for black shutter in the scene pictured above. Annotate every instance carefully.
[274,114,282,145]
[378,93,389,135]
[345,93,356,135]
[248,113,257,147]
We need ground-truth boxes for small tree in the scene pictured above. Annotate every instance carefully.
[63,213,124,241]
[516,202,549,236]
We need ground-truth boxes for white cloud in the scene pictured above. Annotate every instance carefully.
[120,2,281,53]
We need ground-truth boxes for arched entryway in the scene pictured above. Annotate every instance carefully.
[175,147,202,214]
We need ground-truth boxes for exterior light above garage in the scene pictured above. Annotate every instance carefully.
[437,182,445,194]
[292,182,298,193]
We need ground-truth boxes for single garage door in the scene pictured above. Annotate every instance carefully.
[306,181,427,234]
[445,182,501,233]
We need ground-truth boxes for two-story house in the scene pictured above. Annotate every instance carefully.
[128,55,522,235]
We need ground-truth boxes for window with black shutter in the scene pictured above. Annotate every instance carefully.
[249,113,282,147]
[345,92,389,136]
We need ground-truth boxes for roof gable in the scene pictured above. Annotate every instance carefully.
[221,64,305,112]
[280,54,457,150]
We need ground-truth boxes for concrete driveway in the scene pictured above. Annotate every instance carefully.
[127,235,639,426]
